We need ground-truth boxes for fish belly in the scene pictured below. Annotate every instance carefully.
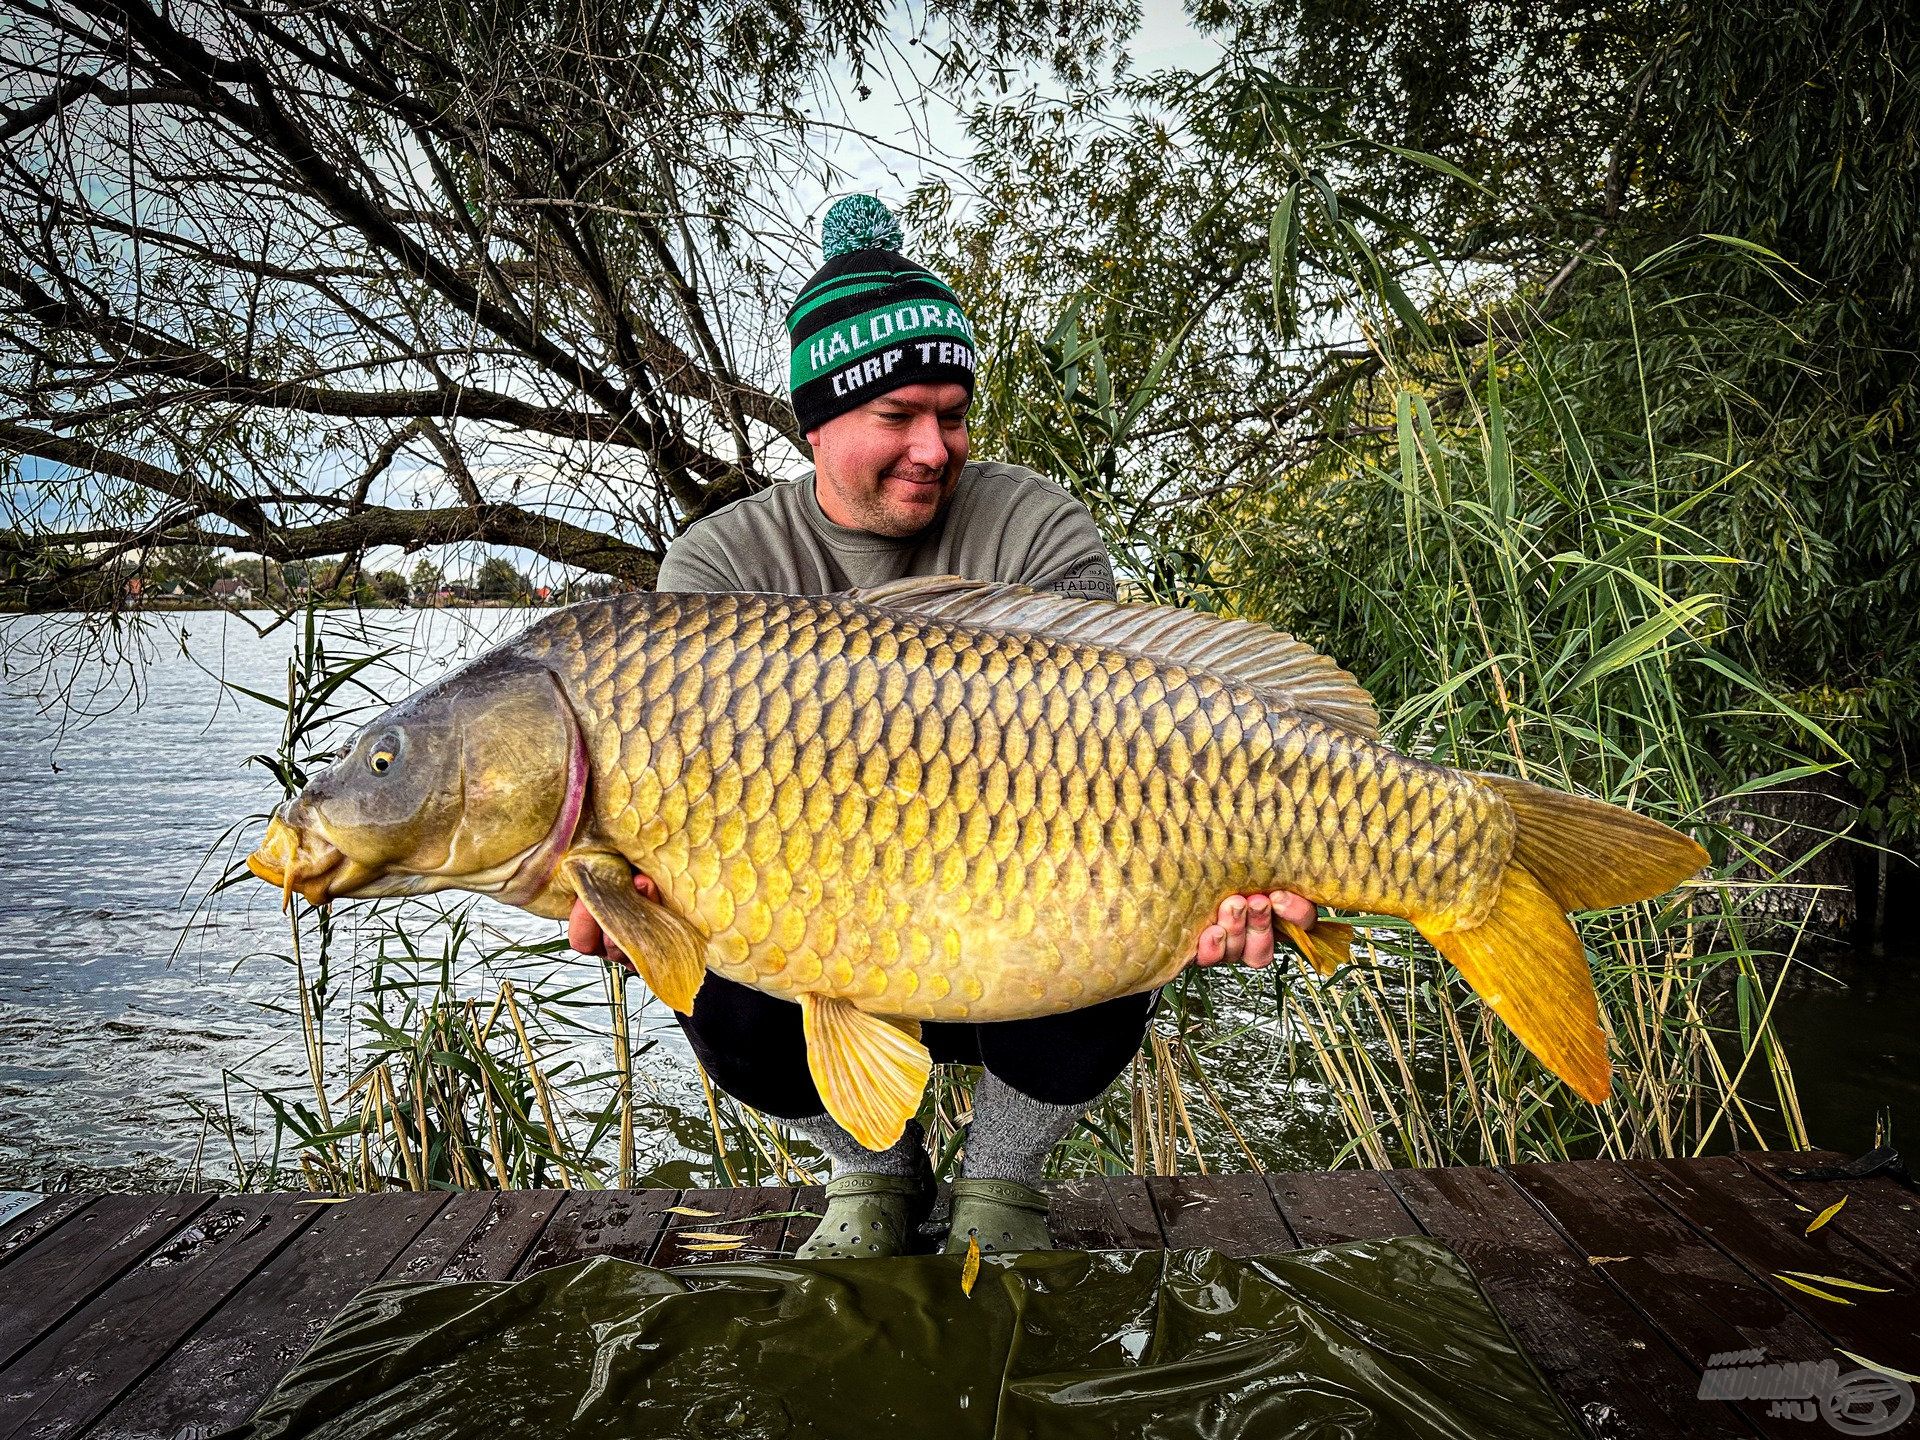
[540,592,1512,1022]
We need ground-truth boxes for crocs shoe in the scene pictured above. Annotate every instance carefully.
[942,1177,1053,1255]
[796,1170,933,1260]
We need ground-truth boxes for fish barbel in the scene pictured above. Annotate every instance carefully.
[246,578,1708,1148]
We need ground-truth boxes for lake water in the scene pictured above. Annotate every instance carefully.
[0,608,723,1191]
[0,609,1909,1192]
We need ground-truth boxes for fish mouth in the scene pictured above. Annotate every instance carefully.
[246,817,347,908]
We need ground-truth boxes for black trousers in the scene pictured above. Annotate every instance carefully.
[677,971,1158,1119]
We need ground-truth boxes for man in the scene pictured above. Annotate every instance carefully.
[571,195,1316,1258]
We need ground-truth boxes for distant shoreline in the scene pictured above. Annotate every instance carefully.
[0,600,558,615]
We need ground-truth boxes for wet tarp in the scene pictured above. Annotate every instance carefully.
[234,1237,1578,1440]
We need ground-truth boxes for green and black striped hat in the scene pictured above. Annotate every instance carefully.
[786,195,976,433]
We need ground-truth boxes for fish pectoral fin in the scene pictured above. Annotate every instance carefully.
[1282,918,1355,978]
[1417,864,1611,1104]
[561,853,707,1015]
[799,994,931,1151]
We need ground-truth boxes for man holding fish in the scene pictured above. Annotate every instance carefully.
[248,198,1704,1268]
[568,196,1319,1258]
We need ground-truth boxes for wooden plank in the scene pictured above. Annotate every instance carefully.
[1510,1159,1834,1438]
[376,1191,503,1284]
[1737,1149,1920,1287]
[1146,1173,1297,1256]
[1044,1177,1117,1249]
[1266,1169,1420,1248]
[1390,1165,1724,1440]
[514,1189,681,1275]
[0,1195,92,1269]
[781,1184,827,1254]
[4,1158,1892,1440]
[1628,1156,1920,1367]
[725,1186,800,1261]
[649,1186,796,1267]
[429,1189,564,1281]
[1043,1174,1164,1251]
[84,1193,447,1440]
[0,1194,211,1370]
[0,1195,313,1440]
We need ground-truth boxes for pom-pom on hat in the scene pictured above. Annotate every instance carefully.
[786,195,976,434]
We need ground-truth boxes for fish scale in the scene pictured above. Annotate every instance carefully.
[522,590,1509,1025]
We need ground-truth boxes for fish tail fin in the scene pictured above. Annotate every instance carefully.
[1414,782,1707,1103]
[1416,865,1612,1103]
[1479,773,1710,910]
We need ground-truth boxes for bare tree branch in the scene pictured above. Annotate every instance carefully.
[0,419,659,580]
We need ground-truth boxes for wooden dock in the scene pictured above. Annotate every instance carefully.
[1,1150,1914,1439]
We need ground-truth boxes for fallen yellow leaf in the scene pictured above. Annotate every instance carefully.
[1805,1196,1847,1234]
[1588,1256,1632,1265]
[961,1233,981,1298]
[1837,1350,1920,1384]
[664,1206,718,1217]
[1774,1273,1854,1305]
[678,1231,751,1243]
[1777,1270,1892,1293]
[681,1241,751,1253]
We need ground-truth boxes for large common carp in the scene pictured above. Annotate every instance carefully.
[247,578,1707,1148]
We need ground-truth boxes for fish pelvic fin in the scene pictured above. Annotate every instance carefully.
[799,994,932,1151]
[562,852,707,1014]
[1417,865,1612,1104]
[1282,918,1355,978]
[1479,774,1710,910]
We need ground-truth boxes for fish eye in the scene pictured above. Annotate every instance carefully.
[367,734,401,776]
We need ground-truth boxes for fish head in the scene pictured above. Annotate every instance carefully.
[246,655,587,909]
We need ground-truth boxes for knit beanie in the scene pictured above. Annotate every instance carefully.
[786,195,977,433]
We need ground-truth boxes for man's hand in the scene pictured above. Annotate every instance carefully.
[1194,892,1317,970]
[567,872,661,971]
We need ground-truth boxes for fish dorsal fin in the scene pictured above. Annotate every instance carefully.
[850,576,1380,739]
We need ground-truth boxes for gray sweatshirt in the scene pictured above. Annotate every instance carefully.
[654,460,1117,600]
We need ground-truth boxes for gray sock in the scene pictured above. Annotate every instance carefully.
[959,1072,1087,1184]
[789,1112,923,1178]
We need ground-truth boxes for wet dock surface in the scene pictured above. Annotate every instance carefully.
[1,1151,1915,1438]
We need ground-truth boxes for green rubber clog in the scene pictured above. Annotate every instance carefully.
[796,1171,932,1260]
[942,1177,1054,1255]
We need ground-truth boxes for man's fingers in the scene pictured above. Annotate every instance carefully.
[1272,891,1316,929]
[1244,894,1276,970]
[566,900,603,956]
[1195,924,1227,967]
[1218,895,1248,965]
[569,873,660,961]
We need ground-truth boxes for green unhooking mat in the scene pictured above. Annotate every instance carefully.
[234,1238,1579,1440]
